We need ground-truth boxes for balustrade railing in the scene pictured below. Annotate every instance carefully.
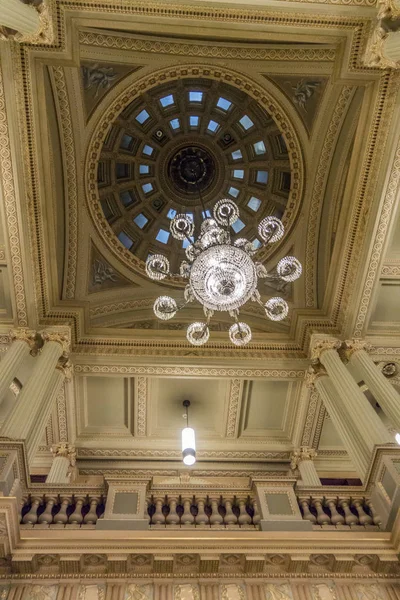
[147,495,260,528]
[297,495,381,528]
[20,494,105,526]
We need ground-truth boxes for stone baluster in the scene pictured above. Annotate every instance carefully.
[312,498,331,525]
[46,442,76,484]
[22,497,41,524]
[223,499,238,525]
[366,499,382,526]
[209,500,223,526]
[195,499,209,525]
[299,499,316,524]
[27,361,73,466]
[166,497,179,525]
[54,497,70,525]
[252,500,260,527]
[238,500,251,526]
[68,497,85,524]
[0,329,36,404]
[152,498,165,525]
[339,499,359,526]
[346,339,400,433]
[1,330,70,440]
[181,498,194,525]
[290,446,321,486]
[352,499,373,525]
[325,499,345,525]
[38,496,56,525]
[83,498,99,524]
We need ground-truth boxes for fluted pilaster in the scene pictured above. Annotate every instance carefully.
[46,442,76,484]
[0,329,36,404]
[346,339,400,433]
[290,446,321,486]
[1,331,69,440]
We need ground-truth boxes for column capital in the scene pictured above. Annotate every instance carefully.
[290,447,317,470]
[0,0,54,45]
[309,334,342,363]
[51,442,76,467]
[364,0,400,68]
[9,327,37,349]
[344,338,373,359]
[305,366,328,388]
[56,358,74,381]
[41,327,71,356]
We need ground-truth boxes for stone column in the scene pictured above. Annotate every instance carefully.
[46,442,76,484]
[311,370,373,479]
[290,446,321,487]
[312,336,392,452]
[0,329,36,404]
[1,330,69,440]
[346,339,400,433]
[25,360,73,465]
[0,0,40,36]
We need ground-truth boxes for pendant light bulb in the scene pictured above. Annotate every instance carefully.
[182,400,196,466]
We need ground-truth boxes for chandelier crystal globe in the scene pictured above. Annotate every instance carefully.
[145,197,302,347]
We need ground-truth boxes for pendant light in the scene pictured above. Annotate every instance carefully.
[182,399,196,466]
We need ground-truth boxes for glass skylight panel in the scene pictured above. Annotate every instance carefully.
[217,97,232,111]
[253,140,266,155]
[202,210,211,218]
[118,231,133,249]
[135,109,150,124]
[231,149,242,160]
[142,144,154,156]
[142,183,153,194]
[228,186,239,198]
[156,229,170,244]
[189,115,199,127]
[247,196,261,212]
[167,208,177,219]
[159,94,174,108]
[120,190,133,207]
[233,169,244,179]
[239,115,254,130]
[120,134,133,150]
[232,218,245,233]
[170,118,180,130]
[139,164,149,174]
[256,170,269,184]
[252,238,262,249]
[207,120,219,133]
[186,213,194,222]
[133,213,148,229]
[189,91,203,102]
[182,237,194,248]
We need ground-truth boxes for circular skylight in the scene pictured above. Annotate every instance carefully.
[96,78,292,274]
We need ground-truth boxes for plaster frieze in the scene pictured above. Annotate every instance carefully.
[73,364,306,378]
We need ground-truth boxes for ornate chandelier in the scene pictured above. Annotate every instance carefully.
[145,198,302,346]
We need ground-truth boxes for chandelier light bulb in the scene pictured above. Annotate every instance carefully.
[145,196,302,346]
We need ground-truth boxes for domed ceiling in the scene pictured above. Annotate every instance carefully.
[96,78,292,274]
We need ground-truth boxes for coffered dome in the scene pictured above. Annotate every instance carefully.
[96,78,292,274]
